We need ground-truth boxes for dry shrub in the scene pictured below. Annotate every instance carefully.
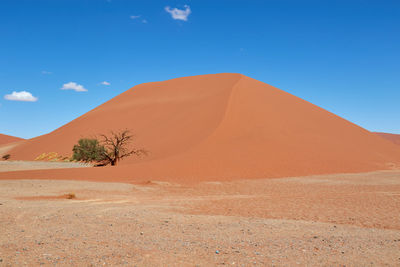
[35,152,67,162]
[65,193,76,199]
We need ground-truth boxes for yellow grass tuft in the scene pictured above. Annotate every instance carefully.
[35,152,69,162]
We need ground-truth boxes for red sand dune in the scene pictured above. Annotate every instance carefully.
[0,133,24,146]
[1,73,400,183]
[375,132,400,146]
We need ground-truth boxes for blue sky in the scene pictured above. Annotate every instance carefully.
[1,0,399,139]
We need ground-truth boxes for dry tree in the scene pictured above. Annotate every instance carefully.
[72,129,147,166]
[99,129,147,166]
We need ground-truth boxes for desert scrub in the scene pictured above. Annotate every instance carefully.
[72,138,107,163]
[35,153,48,161]
[35,152,66,161]
[46,152,60,161]
[65,193,76,199]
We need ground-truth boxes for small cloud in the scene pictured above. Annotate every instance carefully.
[61,82,87,92]
[4,91,38,102]
[165,5,191,21]
[41,70,52,75]
[130,15,148,23]
[100,81,111,86]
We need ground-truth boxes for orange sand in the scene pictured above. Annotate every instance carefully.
[1,73,400,183]
[0,133,24,146]
[375,132,400,146]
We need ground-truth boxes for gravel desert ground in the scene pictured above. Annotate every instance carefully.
[1,170,400,266]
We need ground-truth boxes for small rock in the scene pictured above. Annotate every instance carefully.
[140,232,144,235]
[215,250,220,254]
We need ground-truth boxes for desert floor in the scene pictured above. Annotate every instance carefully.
[1,170,400,266]
[0,161,90,173]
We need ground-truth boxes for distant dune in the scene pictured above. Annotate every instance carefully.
[2,73,400,183]
[0,133,24,146]
[375,132,400,146]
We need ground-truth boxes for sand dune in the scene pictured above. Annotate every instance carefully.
[0,134,25,158]
[2,73,400,183]
[375,132,400,146]
[0,133,23,146]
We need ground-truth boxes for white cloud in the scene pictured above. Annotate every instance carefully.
[165,5,191,21]
[4,91,38,102]
[61,82,87,92]
[130,15,147,23]
[100,81,110,86]
[41,70,52,75]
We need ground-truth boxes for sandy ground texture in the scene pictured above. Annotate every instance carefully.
[1,171,400,266]
[0,161,91,173]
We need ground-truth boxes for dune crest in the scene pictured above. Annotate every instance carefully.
[2,73,400,183]
[375,132,400,146]
[0,133,24,146]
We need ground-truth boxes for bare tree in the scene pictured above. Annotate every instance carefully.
[99,129,147,166]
